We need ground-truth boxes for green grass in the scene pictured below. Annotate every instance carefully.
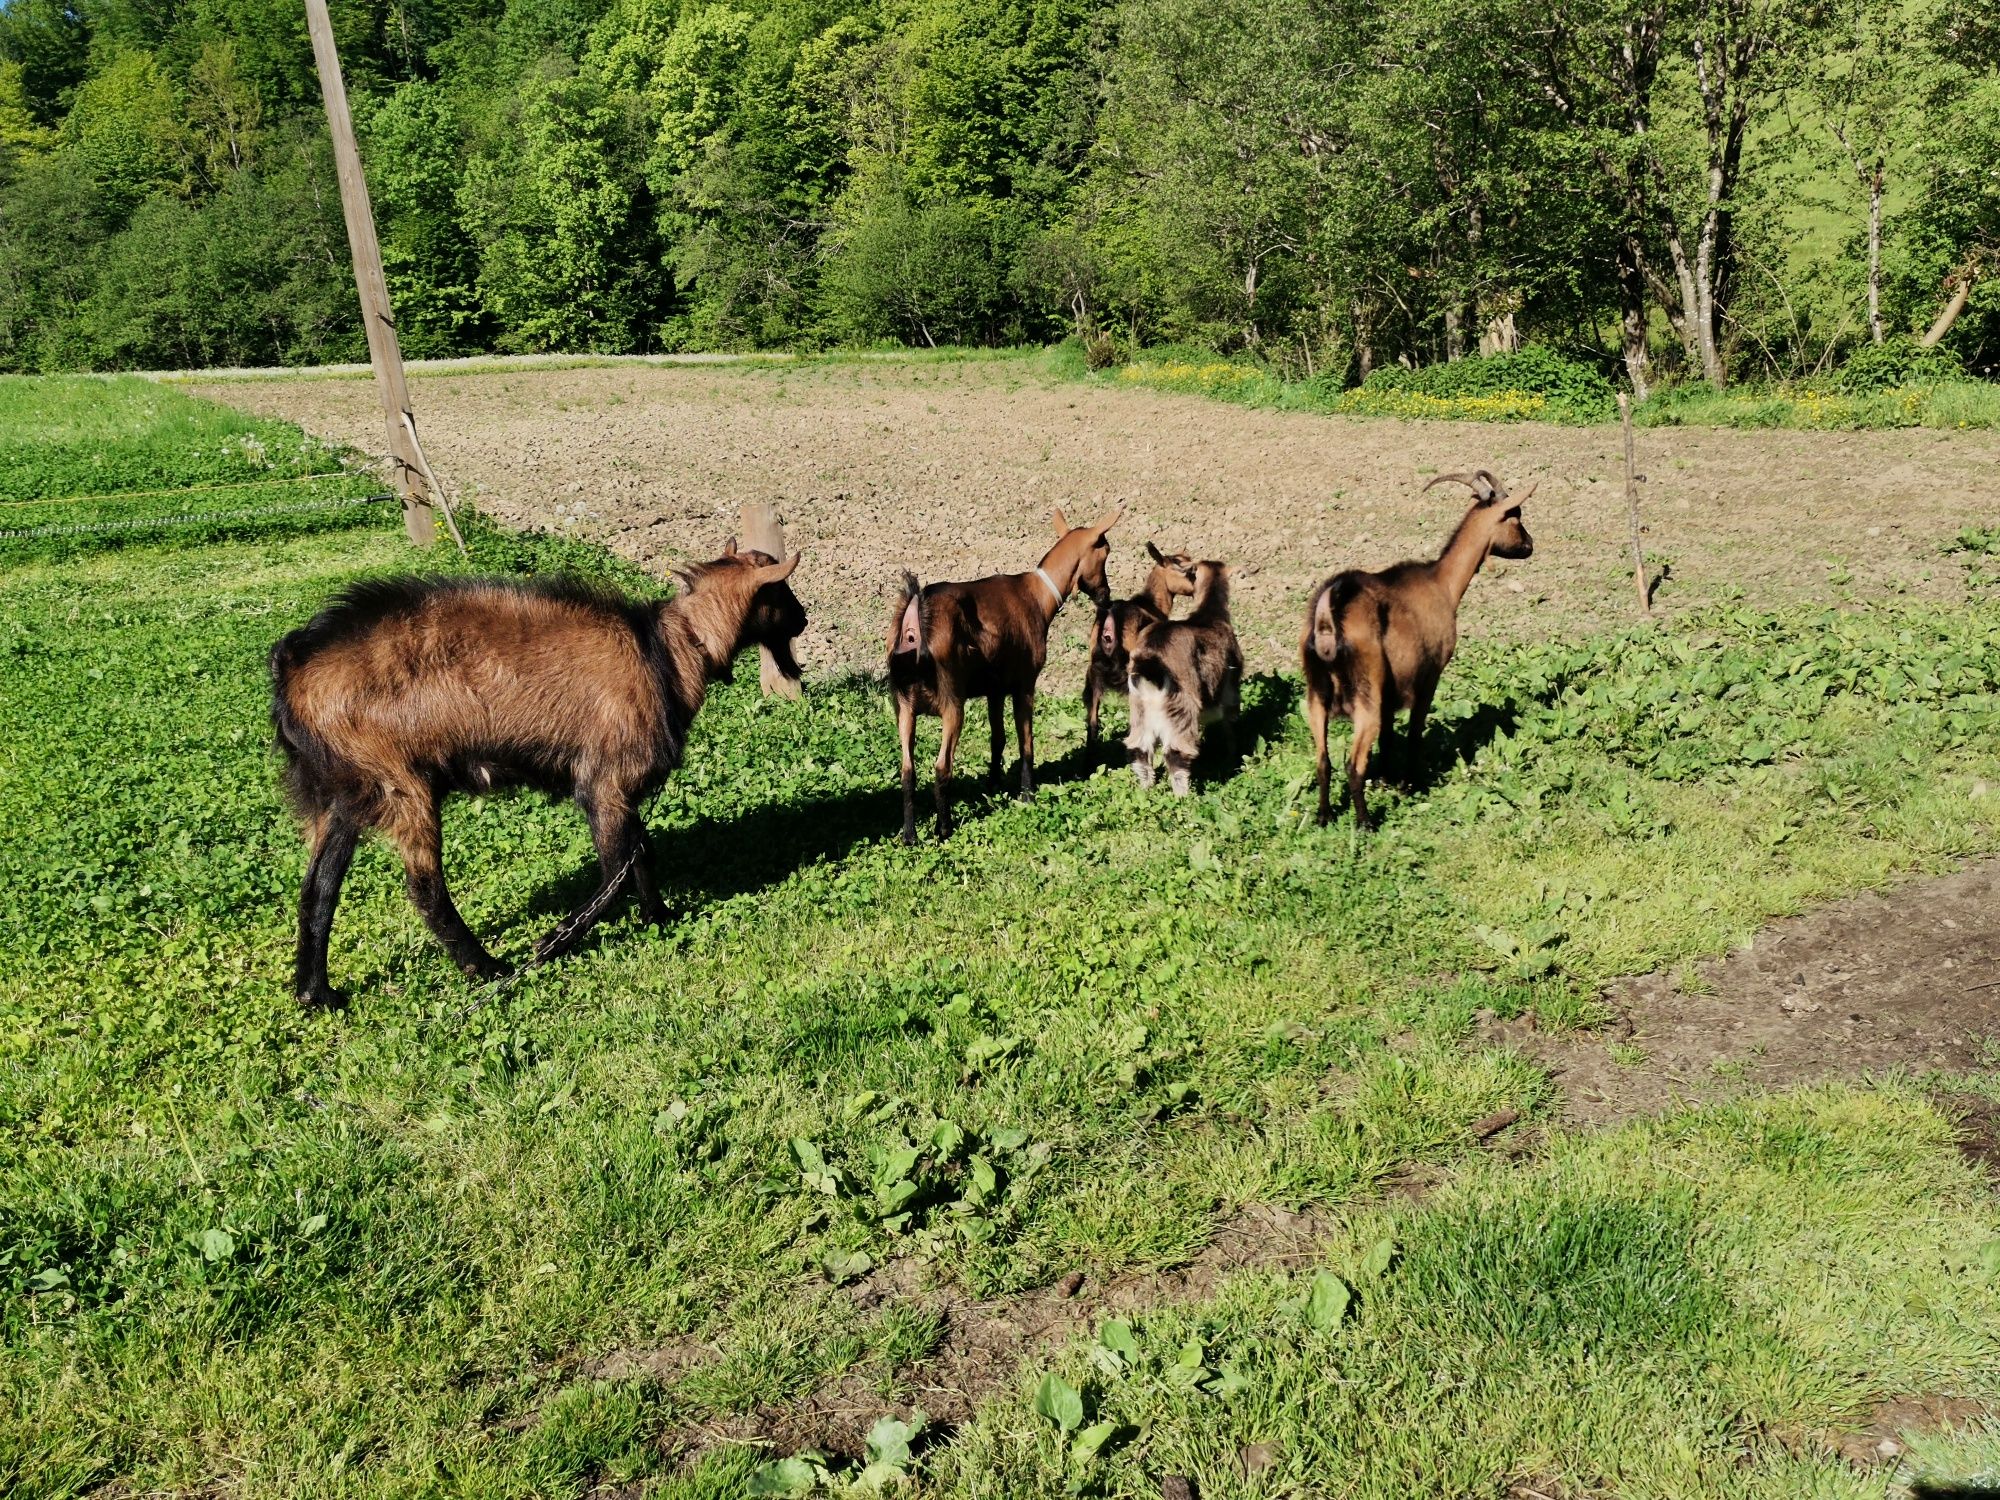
[1048,341,2000,431]
[3,376,1998,1498]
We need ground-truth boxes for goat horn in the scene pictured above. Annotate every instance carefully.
[1422,471,1480,492]
[1423,471,1502,502]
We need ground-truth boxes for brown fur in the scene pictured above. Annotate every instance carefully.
[272,545,806,1006]
[1302,469,1535,829]
[1126,561,1243,796]
[887,505,1123,841]
[1084,543,1198,752]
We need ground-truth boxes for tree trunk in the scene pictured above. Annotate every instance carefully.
[1616,236,1652,402]
[1352,299,1374,381]
[1444,306,1465,361]
[1866,162,1884,344]
[1693,199,1726,388]
[1658,218,1705,379]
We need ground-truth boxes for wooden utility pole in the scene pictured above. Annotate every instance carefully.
[304,0,434,545]
[1617,394,1649,616]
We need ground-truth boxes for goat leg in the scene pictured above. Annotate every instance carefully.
[934,698,964,837]
[1083,676,1101,755]
[625,817,670,927]
[1012,690,1036,798]
[1346,697,1381,831]
[533,801,642,966]
[294,810,360,1008]
[389,799,507,981]
[986,693,1006,788]
[896,694,919,845]
[1398,670,1440,791]
[1306,684,1333,826]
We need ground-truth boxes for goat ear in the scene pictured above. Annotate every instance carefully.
[752,552,800,586]
[723,537,739,557]
[1051,506,1071,536]
[672,566,702,594]
[1146,540,1165,564]
[1511,480,1538,503]
[1092,502,1125,534]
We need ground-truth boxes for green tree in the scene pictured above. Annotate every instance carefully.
[60,48,188,218]
[459,71,664,351]
[364,81,488,354]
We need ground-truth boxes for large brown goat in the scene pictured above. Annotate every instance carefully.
[1126,560,1243,795]
[1303,470,1535,829]
[272,544,805,1007]
[1084,543,1198,753]
[889,506,1123,842]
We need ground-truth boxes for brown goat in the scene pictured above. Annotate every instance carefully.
[1302,470,1534,829]
[889,505,1123,841]
[271,544,806,1007]
[1084,543,1198,753]
[1126,560,1243,796]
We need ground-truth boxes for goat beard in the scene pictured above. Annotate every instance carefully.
[759,640,803,698]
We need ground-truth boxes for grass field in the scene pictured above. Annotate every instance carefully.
[3,377,1999,1497]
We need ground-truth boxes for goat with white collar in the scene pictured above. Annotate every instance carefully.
[888,505,1123,842]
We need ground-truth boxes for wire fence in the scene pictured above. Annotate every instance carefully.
[0,491,397,542]
[0,468,362,509]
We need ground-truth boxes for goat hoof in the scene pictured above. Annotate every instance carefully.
[296,984,348,1010]
[467,956,511,981]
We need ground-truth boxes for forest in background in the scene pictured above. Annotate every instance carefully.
[1,0,1997,387]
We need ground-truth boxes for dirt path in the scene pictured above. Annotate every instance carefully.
[1484,858,2000,1126]
[189,359,2000,677]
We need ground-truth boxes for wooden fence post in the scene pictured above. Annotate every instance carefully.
[303,0,434,546]
[1618,393,1649,617]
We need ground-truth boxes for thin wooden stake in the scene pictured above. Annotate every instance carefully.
[1618,393,1649,616]
[739,502,800,698]
[304,0,434,546]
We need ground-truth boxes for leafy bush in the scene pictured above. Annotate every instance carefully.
[1834,335,1965,394]
[823,192,1017,348]
[1342,347,1616,422]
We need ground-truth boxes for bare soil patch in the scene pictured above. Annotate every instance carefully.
[633,1202,1336,1471]
[1485,858,2000,1126]
[189,359,2000,678]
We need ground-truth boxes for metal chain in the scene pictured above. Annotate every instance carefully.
[0,493,394,542]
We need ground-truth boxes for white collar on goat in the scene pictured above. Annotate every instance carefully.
[1032,566,1064,609]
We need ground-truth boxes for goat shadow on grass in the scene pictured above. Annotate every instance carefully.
[509,780,911,945]
[1383,698,1523,794]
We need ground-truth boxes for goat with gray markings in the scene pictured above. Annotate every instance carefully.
[1126,559,1242,796]
[1084,542,1198,754]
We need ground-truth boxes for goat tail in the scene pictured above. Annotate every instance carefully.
[1308,574,1362,665]
[1129,648,1172,694]
[269,630,338,820]
[889,570,927,659]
